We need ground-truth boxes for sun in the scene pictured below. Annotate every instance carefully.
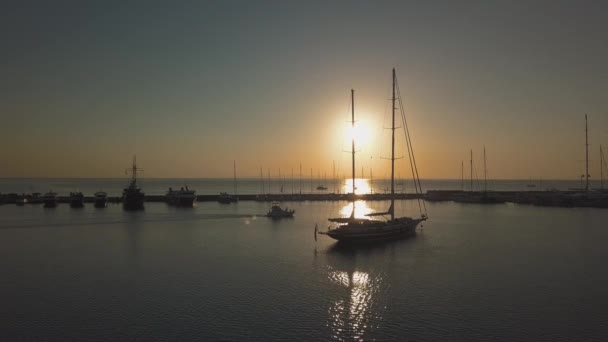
[344,119,372,148]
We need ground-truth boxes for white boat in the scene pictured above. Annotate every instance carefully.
[317,69,427,243]
[266,202,295,218]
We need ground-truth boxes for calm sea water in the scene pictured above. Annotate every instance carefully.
[1,187,607,341]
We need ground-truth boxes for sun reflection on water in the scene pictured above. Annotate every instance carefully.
[326,268,384,341]
[339,200,375,219]
[342,178,371,195]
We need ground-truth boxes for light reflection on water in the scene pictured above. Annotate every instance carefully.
[326,267,384,341]
[342,178,372,195]
[339,200,376,219]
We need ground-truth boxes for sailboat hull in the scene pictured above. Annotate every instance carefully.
[326,217,425,243]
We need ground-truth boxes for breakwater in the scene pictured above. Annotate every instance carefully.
[2,190,608,208]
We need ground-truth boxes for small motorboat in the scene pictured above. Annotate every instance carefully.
[266,202,295,218]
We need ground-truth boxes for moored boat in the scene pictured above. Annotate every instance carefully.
[166,186,196,207]
[43,191,58,208]
[15,194,28,206]
[123,156,145,211]
[218,192,236,204]
[94,191,108,208]
[69,192,85,208]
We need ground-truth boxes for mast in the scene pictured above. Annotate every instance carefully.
[390,69,396,220]
[483,146,487,193]
[585,114,589,192]
[461,160,464,191]
[279,168,282,193]
[470,149,473,191]
[267,169,271,193]
[260,167,264,194]
[333,160,336,193]
[291,168,294,195]
[299,162,302,194]
[370,168,373,194]
[601,145,604,190]
[310,168,313,193]
[351,88,356,217]
[233,160,237,199]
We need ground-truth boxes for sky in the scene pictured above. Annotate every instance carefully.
[1,0,607,179]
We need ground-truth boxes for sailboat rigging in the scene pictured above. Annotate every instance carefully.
[316,69,427,243]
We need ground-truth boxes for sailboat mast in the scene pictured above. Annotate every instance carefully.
[299,162,302,194]
[390,68,396,220]
[333,160,336,193]
[351,89,356,197]
[233,160,237,198]
[461,160,464,191]
[310,168,313,193]
[585,114,589,192]
[484,146,487,193]
[470,149,473,191]
[370,168,373,194]
[601,145,604,190]
[260,167,264,194]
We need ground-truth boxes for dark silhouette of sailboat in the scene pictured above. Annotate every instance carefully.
[317,69,427,243]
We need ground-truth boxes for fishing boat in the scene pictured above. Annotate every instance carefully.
[266,202,295,218]
[69,192,85,208]
[94,191,108,208]
[43,191,58,208]
[316,69,427,243]
[122,156,145,210]
[166,186,197,207]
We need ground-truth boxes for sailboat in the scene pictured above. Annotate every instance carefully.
[122,156,145,210]
[316,69,427,243]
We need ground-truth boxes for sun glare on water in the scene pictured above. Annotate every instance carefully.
[342,178,371,195]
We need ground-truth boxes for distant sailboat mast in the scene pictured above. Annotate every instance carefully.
[233,160,237,200]
[260,167,264,194]
[390,69,397,220]
[461,160,464,191]
[585,114,589,192]
[484,146,487,193]
[601,145,605,190]
[470,149,473,191]
[351,88,356,216]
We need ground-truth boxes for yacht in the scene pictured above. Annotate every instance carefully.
[317,69,428,243]
[266,202,295,218]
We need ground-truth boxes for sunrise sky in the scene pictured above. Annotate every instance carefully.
[2,1,607,179]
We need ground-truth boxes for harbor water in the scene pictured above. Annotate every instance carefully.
[1,184,607,341]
